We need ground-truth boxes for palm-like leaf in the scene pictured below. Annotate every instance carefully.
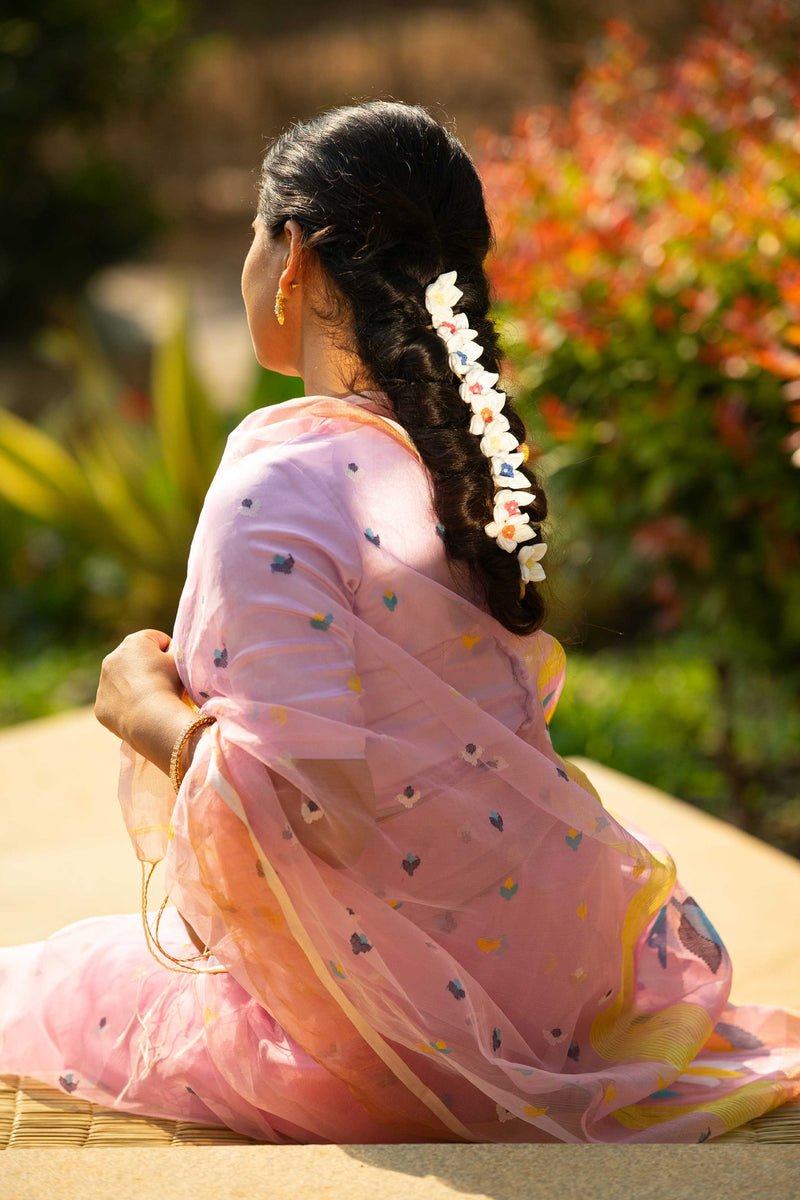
[0,288,303,630]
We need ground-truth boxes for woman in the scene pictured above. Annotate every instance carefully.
[1,100,798,1144]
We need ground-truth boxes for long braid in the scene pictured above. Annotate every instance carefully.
[259,100,550,635]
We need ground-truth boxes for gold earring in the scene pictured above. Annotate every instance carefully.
[274,286,286,325]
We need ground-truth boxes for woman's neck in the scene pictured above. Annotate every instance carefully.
[294,305,379,401]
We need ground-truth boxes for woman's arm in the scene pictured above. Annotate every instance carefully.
[94,631,215,954]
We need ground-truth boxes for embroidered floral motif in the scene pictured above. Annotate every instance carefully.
[213,647,228,668]
[300,799,324,824]
[396,785,421,808]
[672,896,724,973]
[270,553,294,574]
[238,497,261,516]
[446,978,466,1000]
[364,528,381,546]
[350,932,372,954]
[489,810,504,831]
[402,852,421,876]
[310,611,333,630]
[500,877,519,900]
[647,905,668,968]
[565,828,583,851]
[383,589,398,611]
[416,1040,452,1055]
[462,743,483,765]
[477,934,509,955]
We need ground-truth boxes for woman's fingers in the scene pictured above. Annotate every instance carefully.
[131,629,172,652]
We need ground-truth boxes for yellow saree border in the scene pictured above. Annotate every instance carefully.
[612,1077,790,1134]
[305,397,424,464]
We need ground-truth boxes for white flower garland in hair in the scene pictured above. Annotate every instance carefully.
[424,270,547,585]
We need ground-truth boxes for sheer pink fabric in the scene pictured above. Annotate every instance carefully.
[1,390,799,1143]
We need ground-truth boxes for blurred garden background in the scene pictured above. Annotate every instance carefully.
[1,0,798,854]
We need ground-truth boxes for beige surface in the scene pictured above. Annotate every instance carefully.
[1,710,798,1014]
[4,1144,800,1200]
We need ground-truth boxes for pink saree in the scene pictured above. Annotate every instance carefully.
[1,390,799,1143]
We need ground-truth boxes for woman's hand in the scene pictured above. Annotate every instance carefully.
[94,629,186,756]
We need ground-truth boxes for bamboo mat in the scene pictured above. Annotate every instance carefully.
[2,1074,800,1147]
[0,1076,258,1147]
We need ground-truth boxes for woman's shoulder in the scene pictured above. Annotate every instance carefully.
[218,393,425,493]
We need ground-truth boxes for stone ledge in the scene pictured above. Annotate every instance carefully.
[4,1144,800,1200]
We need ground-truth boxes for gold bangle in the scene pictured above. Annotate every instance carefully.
[169,713,216,793]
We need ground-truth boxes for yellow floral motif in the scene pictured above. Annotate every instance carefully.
[462,633,482,649]
[523,1104,548,1118]
[416,1040,450,1054]
[544,952,557,975]
[270,705,288,726]
[203,1007,218,1024]
[604,1083,617,1103]
[347,676,362,693]
[577,901,587,921]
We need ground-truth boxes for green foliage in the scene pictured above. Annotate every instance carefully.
[0,294,304,638]
[478,4,800,675]
[0,635,113,727]
[550,637,800,857]
[0,1,192,343]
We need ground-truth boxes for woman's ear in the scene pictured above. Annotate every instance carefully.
[281,219,305,288]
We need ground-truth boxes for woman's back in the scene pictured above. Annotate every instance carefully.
[141,390,800,1144]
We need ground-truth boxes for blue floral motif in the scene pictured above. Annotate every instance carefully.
[270,553,295,574]
[350,932,372,955]
[402,852,421,876]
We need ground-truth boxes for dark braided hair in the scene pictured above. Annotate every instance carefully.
[258,100,549,636]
